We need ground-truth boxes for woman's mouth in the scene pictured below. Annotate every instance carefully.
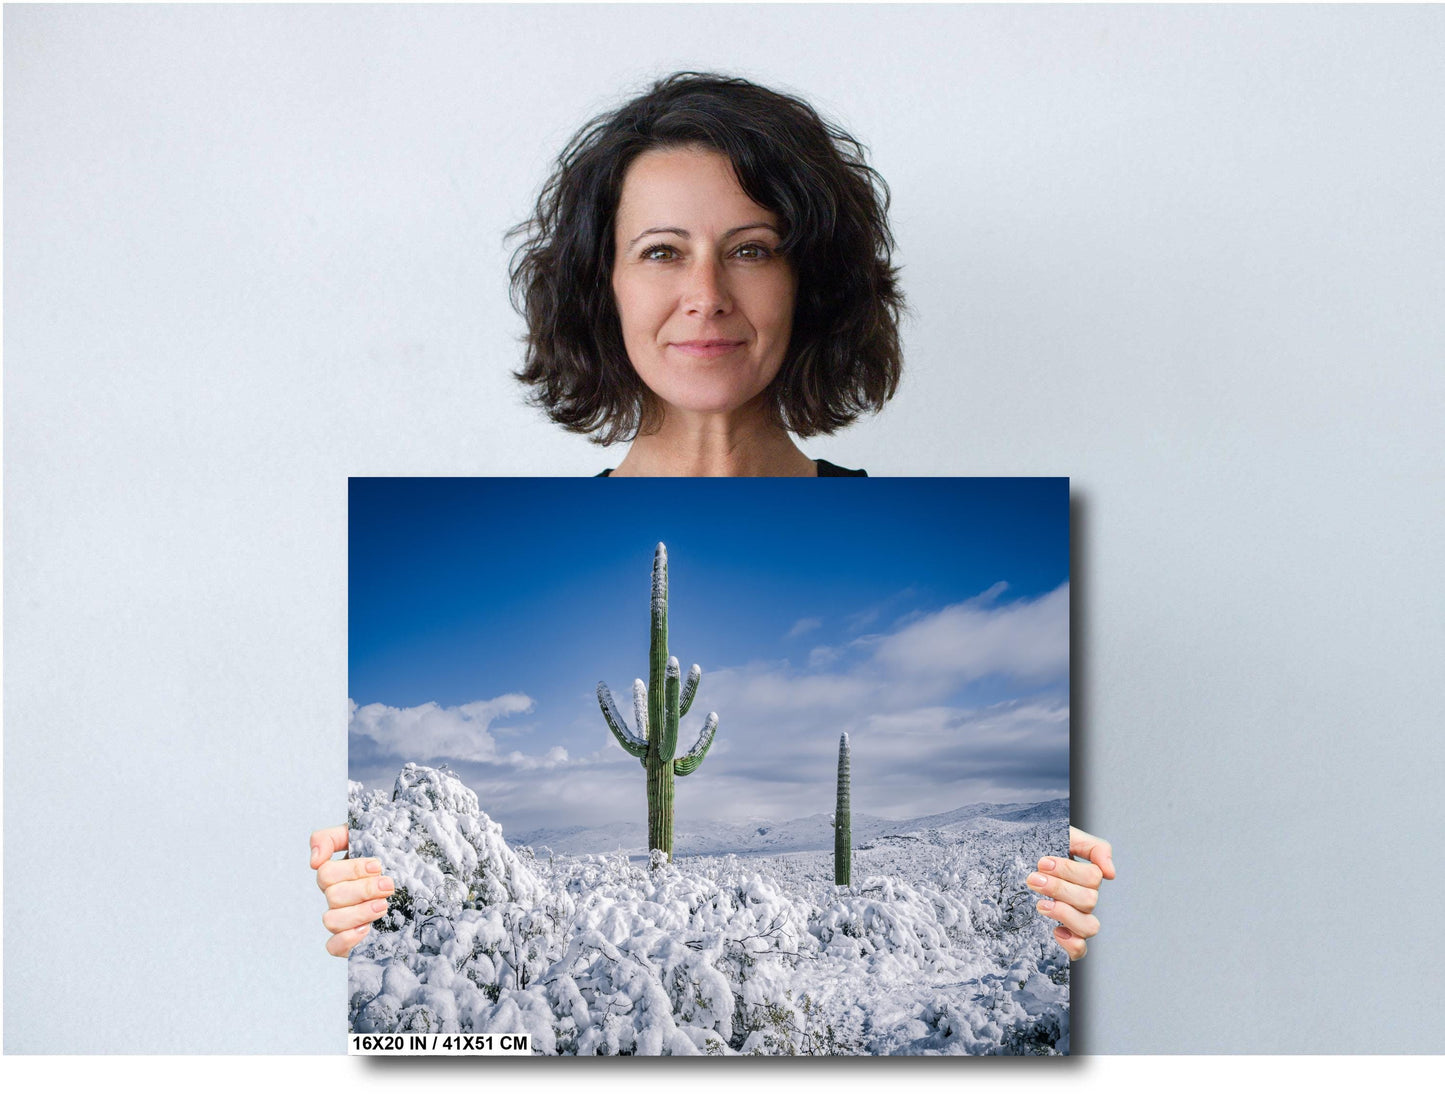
[670,340,745,357]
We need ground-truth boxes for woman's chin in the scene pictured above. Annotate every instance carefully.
[650,382,773,423]
[662,399,767,424]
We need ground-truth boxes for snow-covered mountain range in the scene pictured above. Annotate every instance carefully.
[513,798,1070,857]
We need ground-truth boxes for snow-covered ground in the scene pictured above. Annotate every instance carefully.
[348,764,1070,1056]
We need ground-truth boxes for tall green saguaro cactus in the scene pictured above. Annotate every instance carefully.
[597,542,718,860]
[834,732,852,886]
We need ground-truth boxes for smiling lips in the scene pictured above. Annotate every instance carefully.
[669,339,745,357]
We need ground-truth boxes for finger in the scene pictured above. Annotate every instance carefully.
[1036,854,1103,890]
[310,825,350,870]
[1069,827,1116,879]
[327,923,374,959]
[1054,925,1086,961]
[316,855,384,891]
[1025,869,1098,914]
[1035,896,1100,938]
[323,897,392,936]
[324,874,395,910]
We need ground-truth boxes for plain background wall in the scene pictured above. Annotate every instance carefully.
[6,4,1443,1054]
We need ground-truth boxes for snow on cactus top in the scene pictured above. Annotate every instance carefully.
[651,542,668,617]
[632,679,648,739]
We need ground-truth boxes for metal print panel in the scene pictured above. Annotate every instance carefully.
[346,477,1070,1055]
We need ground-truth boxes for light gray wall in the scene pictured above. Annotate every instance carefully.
[6,4,1443,1053]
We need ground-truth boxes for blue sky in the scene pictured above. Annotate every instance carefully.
[350,477,1069,833]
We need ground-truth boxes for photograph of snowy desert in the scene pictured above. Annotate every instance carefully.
[347,477,1070,1055]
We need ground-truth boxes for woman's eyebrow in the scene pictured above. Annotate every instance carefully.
[626,223,779,249]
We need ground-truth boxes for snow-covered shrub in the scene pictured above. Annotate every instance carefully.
[348,764,1069,1056]
[348,765,541,915]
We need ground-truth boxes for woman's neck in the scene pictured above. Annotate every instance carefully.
[610,403,817,477]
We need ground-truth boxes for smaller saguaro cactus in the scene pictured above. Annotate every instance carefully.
[834,731,851,886]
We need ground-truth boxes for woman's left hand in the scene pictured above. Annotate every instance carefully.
[1026,826,1115,961]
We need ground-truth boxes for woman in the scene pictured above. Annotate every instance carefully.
[313,72,1114,962]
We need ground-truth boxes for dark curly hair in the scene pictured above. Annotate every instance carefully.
[507,71,905,445]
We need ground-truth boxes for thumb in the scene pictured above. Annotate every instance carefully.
[1069,826,1116,879]
[309,825,349,869]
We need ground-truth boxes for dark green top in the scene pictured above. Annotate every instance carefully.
[596,458,867,477]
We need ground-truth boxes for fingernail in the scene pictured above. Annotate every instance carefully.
[1056,926,1073,938]
[1039,858,1056,871]
[371,900,388,914]
[366,860,382,874]
[1037,898,1054,911]
[311,847,320,863]
[378,877,394,893]
[1028,873,1048,888]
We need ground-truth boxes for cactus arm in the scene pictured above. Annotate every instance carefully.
[659,657,681,762]
[673,712,718,776]
[597,681,648,758]
[679,663,701,717]
[633,678,649,740]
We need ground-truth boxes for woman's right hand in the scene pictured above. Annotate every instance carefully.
[310,825,394,957]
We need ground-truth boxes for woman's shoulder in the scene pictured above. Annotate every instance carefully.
[596,460,867,478]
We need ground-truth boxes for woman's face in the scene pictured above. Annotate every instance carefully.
[611,146,797,421]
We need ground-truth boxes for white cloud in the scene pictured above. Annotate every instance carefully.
[705,661,883,716]
[973,580,1010,605]
[500,744,569,769]
[697,583,1068,732]
[786,617,822,639]
[873,583,1068,684]
[861,699,1069,753]
[350,694,569,767]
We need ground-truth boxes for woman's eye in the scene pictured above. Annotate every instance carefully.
[641,244,678,261]
[734,243,774,260]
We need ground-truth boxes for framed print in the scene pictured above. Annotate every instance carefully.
[347,476,1070,1056]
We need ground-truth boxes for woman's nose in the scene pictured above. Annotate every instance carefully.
[682,258,732,316]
